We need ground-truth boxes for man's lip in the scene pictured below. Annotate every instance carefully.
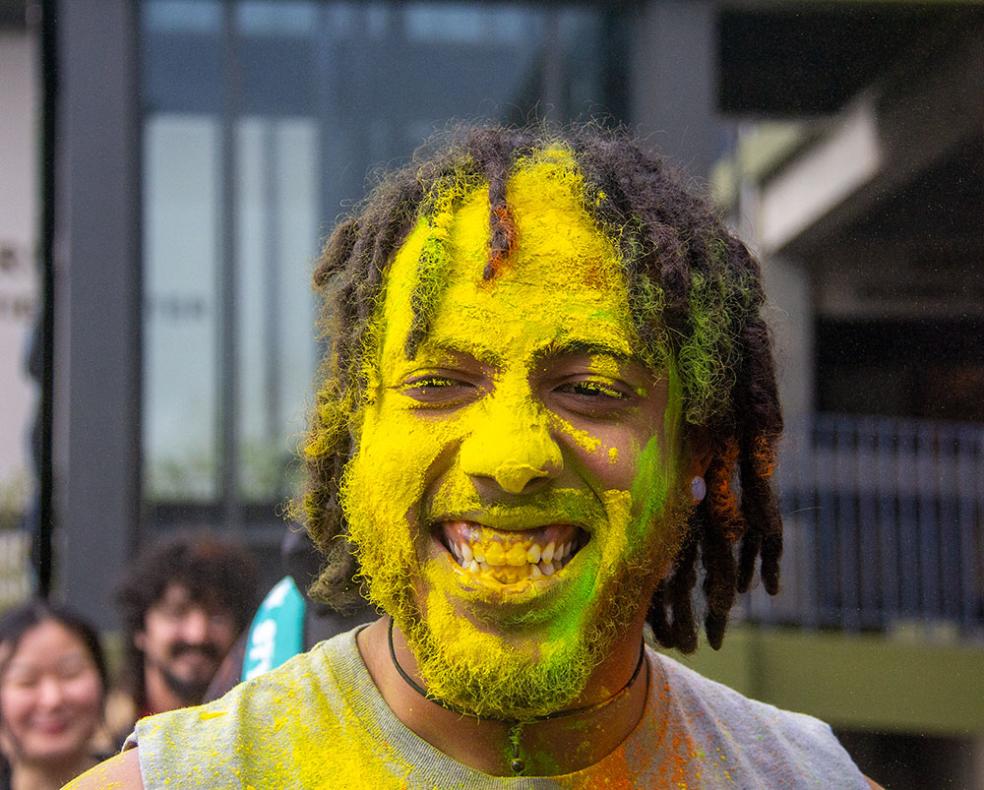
[171,650,219,667]
[431,519,589,583]
[428,511,593,532]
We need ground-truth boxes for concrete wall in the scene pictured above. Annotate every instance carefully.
[53,0,141,626]
[630,0,724,179]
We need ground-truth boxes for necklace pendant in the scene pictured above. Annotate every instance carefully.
[507,721,526,775]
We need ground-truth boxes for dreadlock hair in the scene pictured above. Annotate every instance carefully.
[300,124,783,653]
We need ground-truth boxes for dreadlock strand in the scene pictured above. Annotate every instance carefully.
[699,506,737,650]
[705,438,745,544]
[472,130,523,281]
[314,218,359,288]
[668,530,699,653]
[484,162,512,280]
[731,312,784,595]
[736,527,761,593]
[647,582,672,647]
[760,531,783,595]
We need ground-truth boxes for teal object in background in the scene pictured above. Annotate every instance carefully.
[242,576,306,681]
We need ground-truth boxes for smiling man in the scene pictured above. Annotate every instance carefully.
[106,534,259,745]
[72,127,874,788]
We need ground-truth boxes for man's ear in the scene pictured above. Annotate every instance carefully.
[134,630,147,652]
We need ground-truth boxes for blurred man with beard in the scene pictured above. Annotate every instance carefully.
[106,534,258,744]
[73,126,878,788]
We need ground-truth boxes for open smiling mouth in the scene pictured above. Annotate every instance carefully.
[436,521,589,586]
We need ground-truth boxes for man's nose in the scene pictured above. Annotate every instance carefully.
[180,608,211,643]
[459,391,563,494]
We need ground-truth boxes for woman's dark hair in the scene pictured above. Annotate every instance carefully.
[0,599,108,782]
[300,124,783,653]
[0,599,108,691]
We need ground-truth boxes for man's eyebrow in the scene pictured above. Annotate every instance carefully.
[532,340,634,364]
[412,339,504,369]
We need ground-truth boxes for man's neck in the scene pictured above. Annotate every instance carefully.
[357,617,654,777]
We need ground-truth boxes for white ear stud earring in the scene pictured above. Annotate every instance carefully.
[691,476,707,503]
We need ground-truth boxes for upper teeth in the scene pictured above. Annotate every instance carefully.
[448,536,576,568]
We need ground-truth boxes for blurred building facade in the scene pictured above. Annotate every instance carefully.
[703,8,984,786]
[2,0,982,786]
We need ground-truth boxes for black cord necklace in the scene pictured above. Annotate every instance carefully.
[387,619,647,775]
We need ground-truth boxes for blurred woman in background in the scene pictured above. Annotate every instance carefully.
[0,601,108,790]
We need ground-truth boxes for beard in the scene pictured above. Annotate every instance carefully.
[402,540,660,720]
[149,642,222,705]
[158,662,213,704]
[344,471,690,721]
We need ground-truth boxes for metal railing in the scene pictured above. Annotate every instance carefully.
[742,414,984,636]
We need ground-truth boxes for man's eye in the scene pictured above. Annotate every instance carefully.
[551,378,635,418]
[208,612,235,629]
[400,375,475,405]
[561,380,628,400]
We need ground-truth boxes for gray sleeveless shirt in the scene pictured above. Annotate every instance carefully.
[132,627,867,788]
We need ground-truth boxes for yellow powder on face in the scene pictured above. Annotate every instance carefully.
[547,412,602,454]
[587,354,622,380]
[341,145,685,719]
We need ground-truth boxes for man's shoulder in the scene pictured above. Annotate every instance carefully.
[650,651,868,787]
[149,625,360,726]
[65,749,144,790]
[129,627,369,787]
[657,650,831,736]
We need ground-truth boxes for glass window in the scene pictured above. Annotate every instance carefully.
[237,1,319,36]
[140,0,627,537]
[143,116,222,501]
[236,117,319,502]
[145,0,221,33]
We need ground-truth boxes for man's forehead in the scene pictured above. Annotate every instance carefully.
[410,317,638,371]
[378,164,636,371]
[157,582,194,604]
[451,159,619,284]
[153,582,226,612]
